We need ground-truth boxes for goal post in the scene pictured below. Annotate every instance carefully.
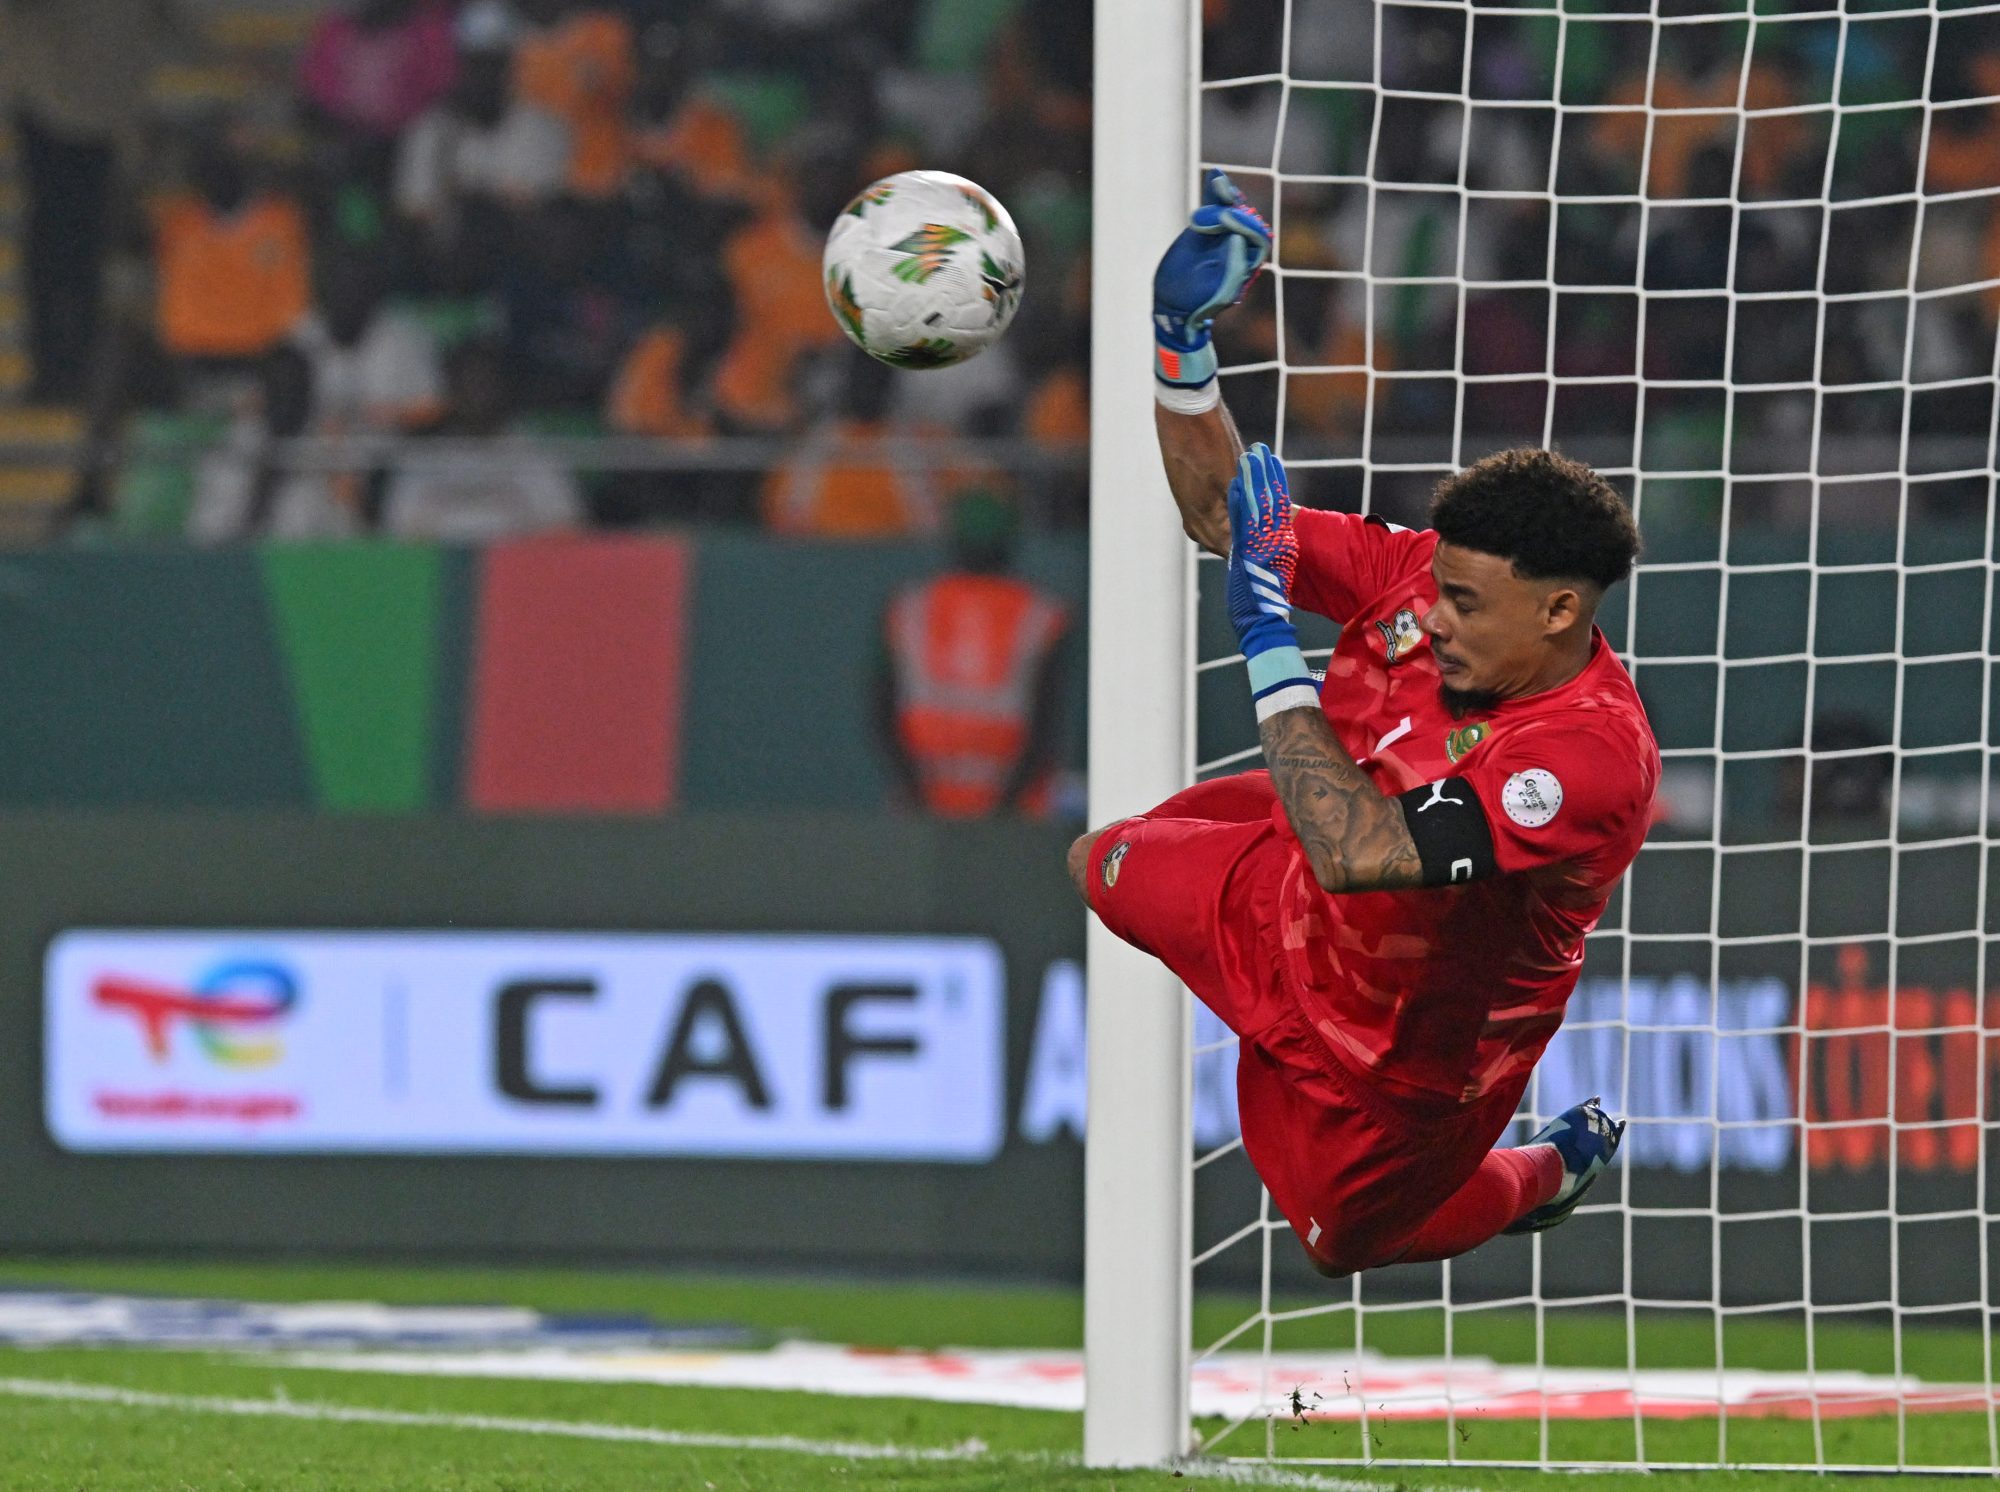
[1082,0,1200,1468]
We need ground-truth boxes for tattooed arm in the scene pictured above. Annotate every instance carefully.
[1228,445,1489,894]
[1222,443,1419,892]
[1260,705,1426,893]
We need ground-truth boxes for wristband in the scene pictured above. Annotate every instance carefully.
[1245,643,1311,698]
[1255,684,1321,722]
[1246,642,1318,724]
[1154,377,1220,415]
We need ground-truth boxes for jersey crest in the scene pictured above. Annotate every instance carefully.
[1375,607,1423,664]
[1445,720,1489,762]
[1100,839,1131,889]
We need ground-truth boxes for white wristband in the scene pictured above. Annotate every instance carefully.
[1254,684,1322,722]
[1154,378,1221,415]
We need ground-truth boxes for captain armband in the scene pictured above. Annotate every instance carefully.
[1394,776,1499,887]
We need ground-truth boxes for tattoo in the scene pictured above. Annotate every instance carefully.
[1259,706,1426,893]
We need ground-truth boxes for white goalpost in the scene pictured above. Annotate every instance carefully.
[1087,0,2000,1472]
[1082,0,1199,1467]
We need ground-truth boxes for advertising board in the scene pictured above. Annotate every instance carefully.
[47,931,1004,1161]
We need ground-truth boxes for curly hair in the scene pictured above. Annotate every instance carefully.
[1428,448,1639,592]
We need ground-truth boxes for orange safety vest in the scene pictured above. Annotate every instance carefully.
[886,573,1068,818]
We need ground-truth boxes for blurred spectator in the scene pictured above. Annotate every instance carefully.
[1643,145,1735,292]
[1275,219,1378,440]
[599,259,735,524]
[1202,38,1331,178]
[599,320,720,525]
[1025,359,1087,460]
[513,0,637,201]
[1594,28,1795,200]
[395,3,570,241]
[188,345,362,543]
[1460,240,1548,440]
[710,143,850,433]
[500,194,631,409]
[381,338,583,539]
[963,0,1091,256]
[399,194,513,349]
[290,248,445,433]
[627,22,756,202]
[874,488,1070,817]
[153,126,313,365]
[1,0,192,401]
[712,0,882,47]
[1926,57,2000,197]
[1018,319,1089,527]
[608,321,715,442]
[889,340,1022,438]
[300,1,458,146]
[763,354,957,538]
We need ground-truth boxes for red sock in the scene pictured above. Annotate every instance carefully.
[1392,1145,1565,1264]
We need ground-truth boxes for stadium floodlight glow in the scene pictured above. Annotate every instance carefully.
[1091,0,2000,1474]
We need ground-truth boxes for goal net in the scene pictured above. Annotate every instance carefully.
[1153,0,2000,1473]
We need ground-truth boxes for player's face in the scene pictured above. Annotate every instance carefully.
[1422,543,1579,705]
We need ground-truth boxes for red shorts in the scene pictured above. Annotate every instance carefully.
[1086,772,1518,1273]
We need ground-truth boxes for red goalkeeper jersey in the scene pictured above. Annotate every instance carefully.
[1279,508,1661,1104]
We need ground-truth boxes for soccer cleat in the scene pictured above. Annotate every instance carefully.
[1502,1096,1627,1235]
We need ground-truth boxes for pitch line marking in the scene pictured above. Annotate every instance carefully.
[0,1376,978,1463]
[0,1375,1484,1492]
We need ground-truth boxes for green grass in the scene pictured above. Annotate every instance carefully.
[0,1258,1992,1491]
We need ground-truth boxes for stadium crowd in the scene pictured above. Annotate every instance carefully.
[5,0,1993,542]
[1206,0,2000,528]
[10,0,1090,541]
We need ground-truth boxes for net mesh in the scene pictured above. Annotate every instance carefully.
[1186,0,2000,1470]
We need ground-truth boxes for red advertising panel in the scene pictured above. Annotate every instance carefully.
[466,535,692,813]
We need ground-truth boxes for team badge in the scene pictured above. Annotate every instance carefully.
[1375,608,1423,664]
[1101,840,1131,889]
[1502,768,1563,828]
[1445,721,1489,762]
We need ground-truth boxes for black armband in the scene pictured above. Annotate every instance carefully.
[1395,777,1498,887]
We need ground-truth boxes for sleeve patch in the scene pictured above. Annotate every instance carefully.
[1501,768,1563,828]
[1396,776,1498,887]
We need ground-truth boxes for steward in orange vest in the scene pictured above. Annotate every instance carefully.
[876,491,1071,817]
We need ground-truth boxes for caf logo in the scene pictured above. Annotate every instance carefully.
[1375,608,1423,664]
[1502,768,1563,828]
[1101,840,1131,890]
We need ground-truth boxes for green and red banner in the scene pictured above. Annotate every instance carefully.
[0,535,1085,814]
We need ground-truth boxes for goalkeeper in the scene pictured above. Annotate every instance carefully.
[1070,173,1659,1276]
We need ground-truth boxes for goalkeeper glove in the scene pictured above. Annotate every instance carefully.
[1153,169,1272,397]
[1225,442,1318,721]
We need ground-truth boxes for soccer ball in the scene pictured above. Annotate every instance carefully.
[822,170,1025,370]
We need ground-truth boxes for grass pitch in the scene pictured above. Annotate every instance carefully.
[0,1258,1990,1490]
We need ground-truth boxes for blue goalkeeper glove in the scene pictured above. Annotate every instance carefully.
[1226,443,1318,718]
[1153,169,1272,393]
